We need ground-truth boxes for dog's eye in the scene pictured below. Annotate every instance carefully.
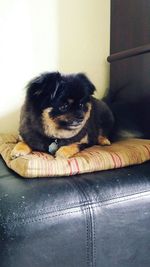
[59,103,69,112]
[79,103,84,109]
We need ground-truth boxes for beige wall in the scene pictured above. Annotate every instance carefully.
[58,0,110,99]
[0,0,110,132]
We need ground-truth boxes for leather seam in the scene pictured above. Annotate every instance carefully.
[71,181,91,267]
[73,181,96,267]
[71,180,90,267]
[7,188,150,220]
[92,207,96,267]
[79,184,96,267]
[2,190,150,226]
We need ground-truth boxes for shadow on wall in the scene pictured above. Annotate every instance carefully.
[0,109,20,133]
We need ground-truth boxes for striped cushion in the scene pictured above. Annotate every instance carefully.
[0,133,150,178]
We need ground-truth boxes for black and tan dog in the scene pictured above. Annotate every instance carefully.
[11,72,114,159]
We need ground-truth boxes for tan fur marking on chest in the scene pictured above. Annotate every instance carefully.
[79,134,88,144]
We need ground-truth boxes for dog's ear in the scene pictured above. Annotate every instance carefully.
[77,73,96,95]
[26,72,61,101]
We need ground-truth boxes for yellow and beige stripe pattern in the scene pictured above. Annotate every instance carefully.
[0,133,150,178]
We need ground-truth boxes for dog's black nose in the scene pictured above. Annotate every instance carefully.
[75,112,84,121]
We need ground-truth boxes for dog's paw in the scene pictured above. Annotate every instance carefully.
[11,142,32,159]
[56,144,79,159]
[98,136,111,146]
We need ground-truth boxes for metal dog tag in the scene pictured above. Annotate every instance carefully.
[48,140,58,155]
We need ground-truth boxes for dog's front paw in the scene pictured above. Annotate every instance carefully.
[11,142,32,159]
[56,144,79,159]
[98,136,111,146]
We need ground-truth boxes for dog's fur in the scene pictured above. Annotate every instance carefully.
[103,85,150,141]
[11,72,114,159]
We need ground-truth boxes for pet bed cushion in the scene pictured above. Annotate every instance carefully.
[0,133,150,178]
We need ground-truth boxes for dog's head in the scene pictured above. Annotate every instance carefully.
[26,72,95,138]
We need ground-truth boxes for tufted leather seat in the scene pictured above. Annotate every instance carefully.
[0,157,150,267]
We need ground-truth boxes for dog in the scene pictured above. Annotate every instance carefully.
[11,72,114,159]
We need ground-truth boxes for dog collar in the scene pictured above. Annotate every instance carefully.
[48,139,58,155]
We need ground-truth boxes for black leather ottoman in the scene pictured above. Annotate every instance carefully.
[0,157,150,267]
